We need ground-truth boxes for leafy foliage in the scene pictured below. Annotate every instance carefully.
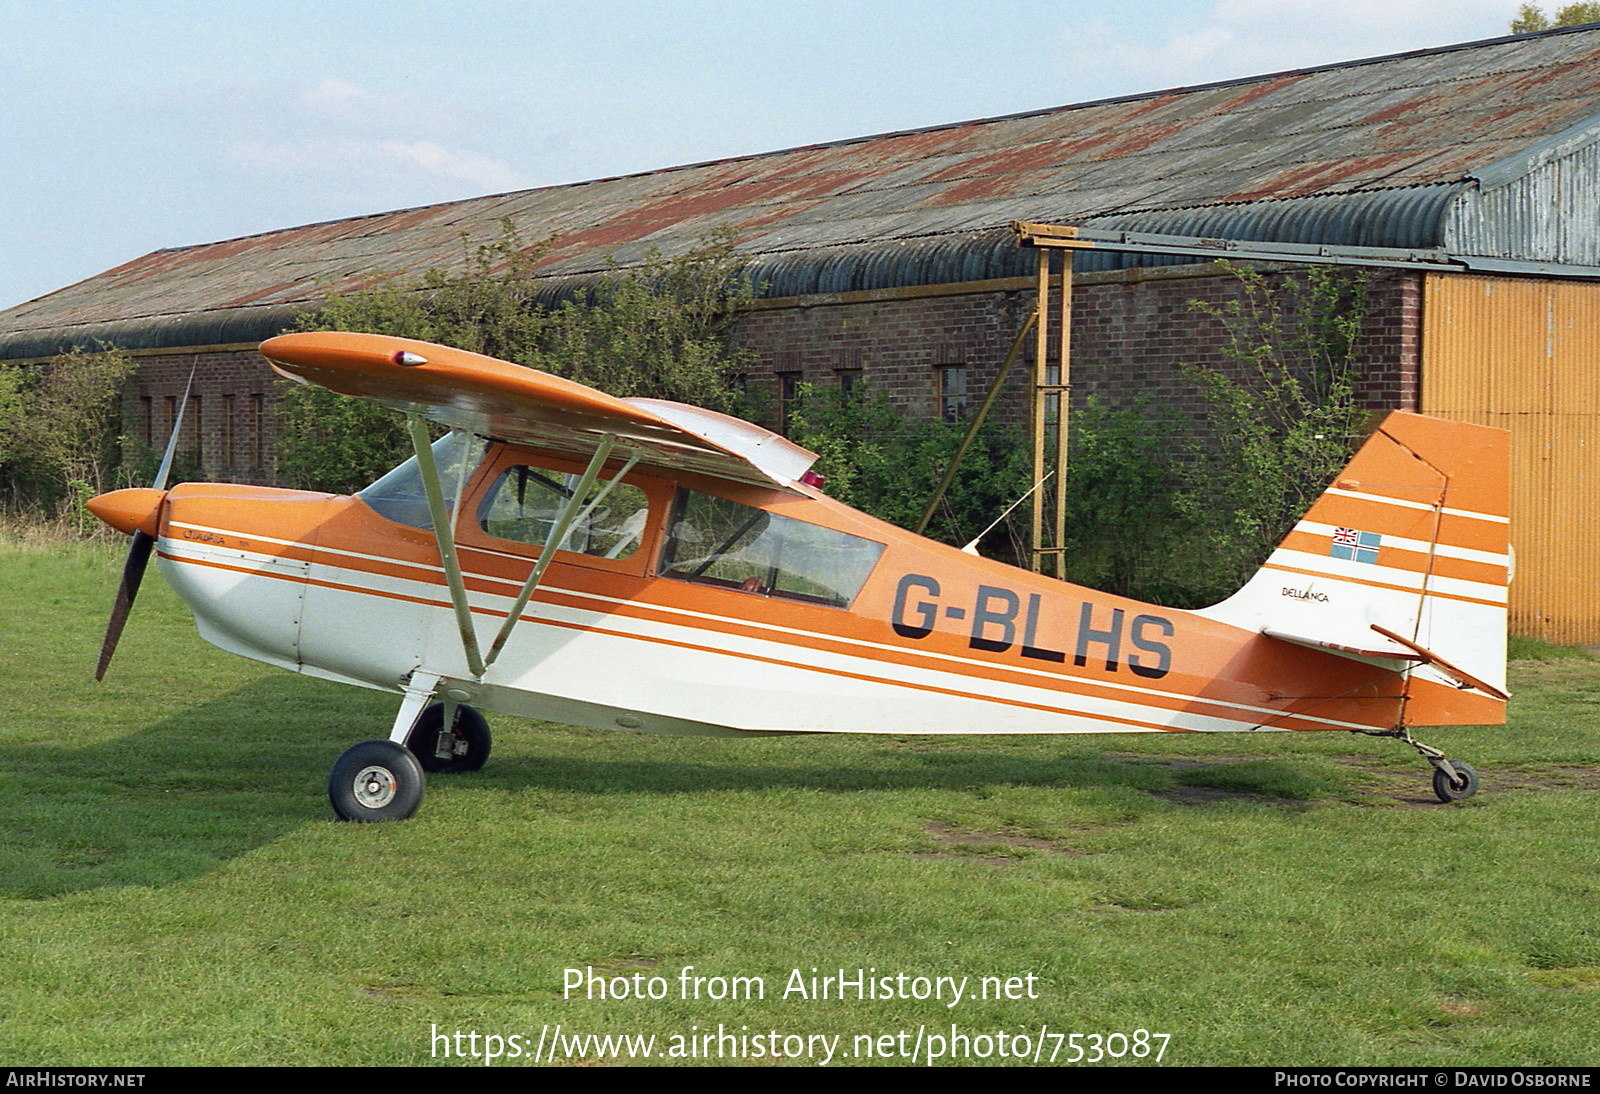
[0,363,24,470]
[279,224,755,492]
[1045,264,1371,608]
[1511,2,1600,32]
[275,383,413,498]
[785,383,1032,561]
[1173,263,1370,601]
[1060,397,1186,601]
[0,347,139,527]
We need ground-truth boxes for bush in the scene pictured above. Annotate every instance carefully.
[1061,397,1186,601]
[1173,263,1370,602]
[0,347,139,529]
[786,383,1032,562]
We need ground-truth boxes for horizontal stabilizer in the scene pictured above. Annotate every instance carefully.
[1262,626,1424,665]
[1368,625,1510,701]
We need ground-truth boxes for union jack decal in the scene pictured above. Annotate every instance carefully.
[1331,527,1380,564]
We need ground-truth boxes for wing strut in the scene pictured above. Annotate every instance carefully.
[407,414,487,679]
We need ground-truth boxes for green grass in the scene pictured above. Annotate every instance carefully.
[2,541,1598,1066]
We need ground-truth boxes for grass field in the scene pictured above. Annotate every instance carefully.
[2,540,1598,1067]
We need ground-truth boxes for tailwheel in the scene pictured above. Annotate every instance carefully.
[1432,759,1479,803]
[329,740,425,822]
[1361,726,1483,805]
[406,702,491,774]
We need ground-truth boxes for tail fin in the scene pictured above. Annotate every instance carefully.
[1195,412,1510,724]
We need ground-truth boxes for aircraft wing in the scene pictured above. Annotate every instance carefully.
[259,332,819,492]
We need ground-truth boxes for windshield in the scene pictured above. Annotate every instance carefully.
[357,432,487,531]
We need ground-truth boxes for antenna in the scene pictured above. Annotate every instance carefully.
[961,471,1054,555]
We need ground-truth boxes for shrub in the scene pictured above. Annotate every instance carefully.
[0,347,139,529]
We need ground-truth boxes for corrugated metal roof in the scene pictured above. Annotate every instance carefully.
[7,23,1600,358]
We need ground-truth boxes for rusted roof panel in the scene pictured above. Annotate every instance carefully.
[8,24,1600,357]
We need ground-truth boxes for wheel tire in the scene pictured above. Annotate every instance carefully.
[406,702,491,774]
[1432,759,1479,803]
[329,740,425,822]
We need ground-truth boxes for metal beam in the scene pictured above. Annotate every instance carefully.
[407,415,487,679]
[915,310,1037,537]
[1021,221,1474,273]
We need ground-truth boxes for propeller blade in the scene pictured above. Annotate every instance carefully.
[95,529,154,680]
[152,366,195,491]
[94,364,194,680]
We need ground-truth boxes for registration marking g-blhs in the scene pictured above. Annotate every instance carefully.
[890,573,1173,679]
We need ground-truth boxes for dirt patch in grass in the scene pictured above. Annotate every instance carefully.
[909,821,1082,864]
[1151,784,1311,809]
[1528,967,1600,990]
[1477,765,1600,791]
[586,955,661,974]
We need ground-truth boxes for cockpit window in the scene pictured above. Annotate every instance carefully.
[661,489,883,608]
[358,432,487,531]
[479,465,649,560]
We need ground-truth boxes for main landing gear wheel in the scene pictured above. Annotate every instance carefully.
[329,740,425,822]
[1432,759,1479,803]
[406,702,491,774]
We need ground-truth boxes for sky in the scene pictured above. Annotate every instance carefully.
[0,0,1535,312]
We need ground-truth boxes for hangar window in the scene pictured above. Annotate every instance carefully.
[777,371,802,435]
[661,489,883,608]
[938,365,968,421]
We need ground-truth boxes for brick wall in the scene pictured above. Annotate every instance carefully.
[734,264,1422,436]
[731,286,1037,424]
[124,349,279,485]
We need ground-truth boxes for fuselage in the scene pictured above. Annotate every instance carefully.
[141,438,1462,740]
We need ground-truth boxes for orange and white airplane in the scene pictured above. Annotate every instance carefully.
[88,332,1510,820]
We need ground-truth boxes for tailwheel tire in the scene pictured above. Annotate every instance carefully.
[329,740,425,822]
[406,702,491,774]
[1432,759,1479,803]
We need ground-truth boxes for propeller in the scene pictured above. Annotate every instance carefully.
[93,367,194,680]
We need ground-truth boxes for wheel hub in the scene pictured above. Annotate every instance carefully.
[353,765,398,809]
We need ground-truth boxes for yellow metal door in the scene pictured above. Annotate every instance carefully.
[1423,273,1600,643]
